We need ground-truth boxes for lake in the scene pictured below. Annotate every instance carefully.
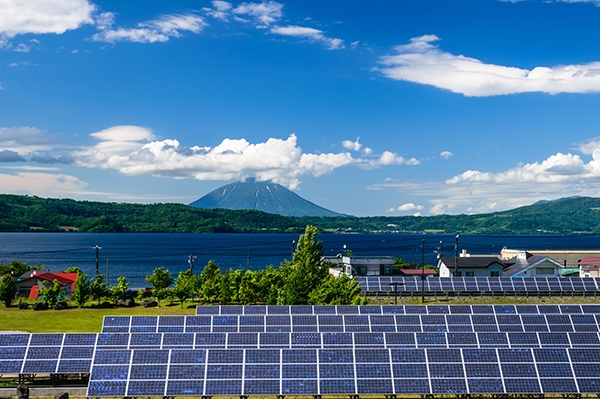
[1,232,599,288]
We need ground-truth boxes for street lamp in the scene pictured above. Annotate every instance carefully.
[421,239,425,303]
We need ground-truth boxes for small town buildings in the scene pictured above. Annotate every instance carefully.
[501,251,564,277]
[15,271,78,299]
[437,256,505,277]
[579,257,600,277]
[501,248,600,268]
[396,268,438,277]
[341,256,396,276]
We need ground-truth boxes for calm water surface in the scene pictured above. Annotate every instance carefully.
[1,232,599,288]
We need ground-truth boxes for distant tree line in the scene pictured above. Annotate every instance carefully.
[1,193,600,234]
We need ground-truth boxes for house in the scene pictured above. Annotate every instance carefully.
[579,257,600,277]
[437,256,505,278]
[502,251,564,278]
[15,271,78,299]
[340,256,395,276]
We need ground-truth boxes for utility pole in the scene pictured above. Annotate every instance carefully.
[188,254,196,273]
[454,234,459,277]
[91,245,101,276]
[421,239,425,303]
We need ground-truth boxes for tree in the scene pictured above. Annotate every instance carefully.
[38,279,62,307]
[90,274,110,305]
[308,274,367,305]
[146,267,173,291]
[172,271,197,307]
[65,267,82,274]
[110,276,131,303]
[72,272,91,307]
[0,275,17,307]
[278,225,327,305]
[199,260,221,303]
[0,260,36,277]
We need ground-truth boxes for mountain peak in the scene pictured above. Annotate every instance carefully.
[189,180,348,217]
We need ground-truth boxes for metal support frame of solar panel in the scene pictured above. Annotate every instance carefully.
[86,346,600,397]
[0,333,96,375]
[357,276,600,292]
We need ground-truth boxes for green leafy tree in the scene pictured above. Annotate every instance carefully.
[72,272,91,307]
[256,266,284,305]
[90,274,110,305]
[0,275,17,307]
[278,225,327,305]
[0,260,37,277]
[146,267,173,291]
[110,276,131,303]
[308,274,367,305]
[172,271,198,307]
[64,267,82,273]
[199,260,221,303]
[219,269,234,304]
[38,279,62,307]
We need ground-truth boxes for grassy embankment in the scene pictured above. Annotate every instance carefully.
[1,296,599,333]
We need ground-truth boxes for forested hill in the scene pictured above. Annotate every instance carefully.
[1,194,600,234]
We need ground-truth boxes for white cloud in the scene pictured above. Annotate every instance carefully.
[71,127,417,190]
[270,25,344,50]
[204,1,233,21]
[233,1,283,26]
[13,43,30,52]
[0,0,95,41]
[397,203,424,212]
[440,151,453,159]
[558,0,600,5]
[379,35,600,96]
[92,13,206,44]
[0,126,56,154]
[371,151,419,167]
[342,138,362,151]
[367,137,600,215]
[0,172,88,196]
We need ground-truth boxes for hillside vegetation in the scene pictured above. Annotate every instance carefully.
[1,194,600,234]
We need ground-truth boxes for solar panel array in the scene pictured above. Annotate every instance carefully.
[86,347,600,397]
[103,312,600,333]
[358,276,600,292]
[0,333,95,375]
[5,305,600,396]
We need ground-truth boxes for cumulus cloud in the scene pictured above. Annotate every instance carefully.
[233,1,283,26]
[270,25,343,49]
[370,151,419,167]
[342,138,362,151]
[70,126,417,190]
[368,137,600,215]
[378,35,600,96]
[440,151,453,159]
[0,0,95,42]
[92,13,206,43]
[397,203,424,212]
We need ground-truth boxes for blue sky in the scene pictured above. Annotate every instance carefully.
[1,0,600,217]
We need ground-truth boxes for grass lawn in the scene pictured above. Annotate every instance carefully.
[1,295,599,333]
[0,303,196,333]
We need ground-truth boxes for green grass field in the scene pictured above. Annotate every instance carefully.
[1,296,599,333]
